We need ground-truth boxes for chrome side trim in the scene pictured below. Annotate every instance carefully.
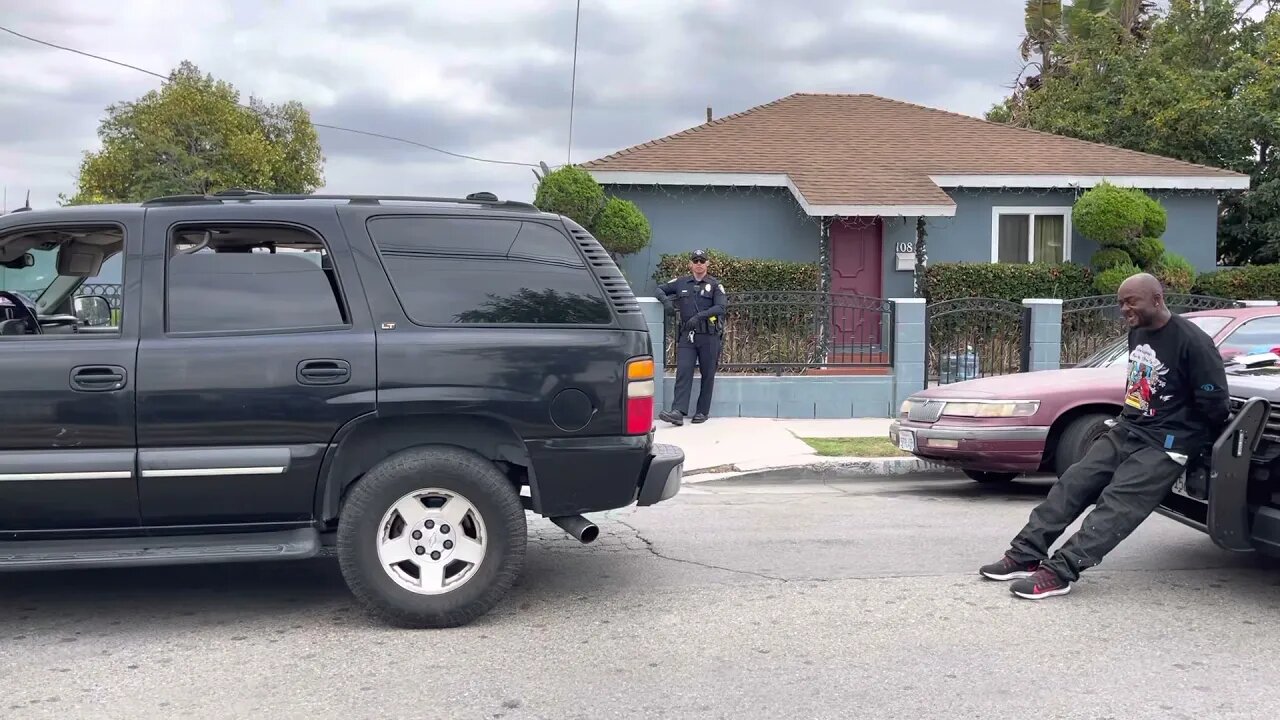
[0,471,133,482]
[139,466,286,478]
[905,425,1050,442]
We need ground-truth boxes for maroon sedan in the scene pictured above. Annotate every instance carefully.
[889,306,1280,482]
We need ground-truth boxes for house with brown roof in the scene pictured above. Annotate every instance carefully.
[583,93,1250,300]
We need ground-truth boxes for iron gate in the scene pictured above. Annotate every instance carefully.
[1060,293,1244,367]
[926,297,1030,385]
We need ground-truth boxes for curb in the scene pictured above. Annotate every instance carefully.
[685,455,953,485]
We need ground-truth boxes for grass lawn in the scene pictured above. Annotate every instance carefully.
[800,436,910,458]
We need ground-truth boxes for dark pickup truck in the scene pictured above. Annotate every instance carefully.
[1156,361,1280,558]
[0,190,683,628]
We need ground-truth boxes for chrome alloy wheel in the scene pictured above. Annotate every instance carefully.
[376,488,487,595]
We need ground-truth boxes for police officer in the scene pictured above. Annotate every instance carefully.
[655,249,726,426]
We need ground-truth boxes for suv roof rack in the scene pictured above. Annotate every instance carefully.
[141,188,541,212]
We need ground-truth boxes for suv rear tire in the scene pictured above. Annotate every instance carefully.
[1054,413,1112,477]
[337,446,527,629]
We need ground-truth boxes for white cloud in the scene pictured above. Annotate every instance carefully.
[0,0,1028,209]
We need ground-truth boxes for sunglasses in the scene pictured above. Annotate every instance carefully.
[691,258,708,264]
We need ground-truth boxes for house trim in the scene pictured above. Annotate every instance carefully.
[990,206,1074,264]
[587,170,957,218]
[931,174,1250,191]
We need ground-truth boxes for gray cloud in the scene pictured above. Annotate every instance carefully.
[0,0,1033,207]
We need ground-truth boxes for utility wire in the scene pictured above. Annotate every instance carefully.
[567,0,581,166]
[0,24,540,168]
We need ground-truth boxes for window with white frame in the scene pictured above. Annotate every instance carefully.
[990,206,1072,264]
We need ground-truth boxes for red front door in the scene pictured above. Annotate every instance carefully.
[828,218,884,349]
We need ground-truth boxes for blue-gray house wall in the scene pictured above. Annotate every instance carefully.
[602,184,1223,299]
[607,186,821,293]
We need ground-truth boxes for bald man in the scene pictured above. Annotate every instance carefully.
[979,273,1230,599]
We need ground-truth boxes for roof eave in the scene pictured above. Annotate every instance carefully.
[586,170,956,217]
[929,174,1251,191]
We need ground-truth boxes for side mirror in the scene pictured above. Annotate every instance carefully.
[73,295,112,327]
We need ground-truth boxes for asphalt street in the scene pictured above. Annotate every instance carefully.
[3,473,1279,720]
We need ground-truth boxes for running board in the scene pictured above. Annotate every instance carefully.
[0,528,320,571]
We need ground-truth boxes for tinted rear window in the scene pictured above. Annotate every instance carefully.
[367,216,612,325]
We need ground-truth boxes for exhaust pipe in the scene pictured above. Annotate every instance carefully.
[550,515,599,544]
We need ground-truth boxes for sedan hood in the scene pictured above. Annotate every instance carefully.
[917,366,1126,400]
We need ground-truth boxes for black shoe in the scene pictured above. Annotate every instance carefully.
[659,411,683,426]
[1009,566,1073,600]
[979,553,1040,581]
[691,413,708,424]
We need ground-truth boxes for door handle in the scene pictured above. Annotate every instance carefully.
[297,359,351,385]
[70,365,128,392]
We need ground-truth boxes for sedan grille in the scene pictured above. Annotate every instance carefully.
[908,400,946,423]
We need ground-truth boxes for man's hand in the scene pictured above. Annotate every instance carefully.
[681,314,702,332]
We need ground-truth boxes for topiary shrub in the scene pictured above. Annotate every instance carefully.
[1094,262,1143,295]
[1128,237,1166,268]
[1091,247,1132,271]
[922,262,1094,303]
[1140,194,1167,237]
[1153,252,1195,293]
[533,165,606,229]
[592,196,651,256]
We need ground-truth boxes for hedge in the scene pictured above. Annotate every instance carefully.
[922,262,1095,303]
[1194,265,1280,300]
[653,248,820,293]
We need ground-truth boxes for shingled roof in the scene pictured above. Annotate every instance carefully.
[582,93,1250,217]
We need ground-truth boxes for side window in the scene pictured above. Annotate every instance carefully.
[0,223,125,338]
[367,217,612,325]
[1217,316,1280,358]
[165,224,348,334]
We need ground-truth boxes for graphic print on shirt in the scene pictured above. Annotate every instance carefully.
[1124,343,1169,415]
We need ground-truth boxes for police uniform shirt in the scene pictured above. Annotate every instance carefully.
[656,275,726,331]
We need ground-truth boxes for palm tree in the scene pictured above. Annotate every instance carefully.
[1018,0,1157,88]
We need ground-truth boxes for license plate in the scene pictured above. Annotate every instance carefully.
[898,429,916,452]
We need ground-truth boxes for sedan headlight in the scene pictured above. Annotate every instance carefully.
[941,401,1040,418]
[900,399,918,416]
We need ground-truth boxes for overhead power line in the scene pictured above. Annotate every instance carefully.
[0,24,540,168]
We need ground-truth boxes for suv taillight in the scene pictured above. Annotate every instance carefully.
[624,356,655,435]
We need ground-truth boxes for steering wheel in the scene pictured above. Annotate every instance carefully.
[0,291,42,335]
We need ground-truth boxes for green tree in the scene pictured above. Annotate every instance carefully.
[532,165,652,260]
[63,61,324,205]
[991,0,1280,265]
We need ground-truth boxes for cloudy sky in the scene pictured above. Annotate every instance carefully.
[0,0,1037,211]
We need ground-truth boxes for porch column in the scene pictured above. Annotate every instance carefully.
[891,298,926,408]
[1023,299,1063,372]
[638,297,667,416]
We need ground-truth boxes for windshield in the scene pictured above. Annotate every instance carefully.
[0,247,58,301]
[1075,315,1236,368]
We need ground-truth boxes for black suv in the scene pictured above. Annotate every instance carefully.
[0,190,683,628]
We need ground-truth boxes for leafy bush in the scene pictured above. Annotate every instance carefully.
[1140,194,1167,237]
[1195,265,1280,300]
[1094,262,1143,294]
[1154,253,1195,293]
[533,166,606,229]
[1073,182,1152,247]
[1091,247,1132,271]
[1128,237,1166,267]
[922,262,1094,302]
[592,197,651,256]
[653,248,820,292]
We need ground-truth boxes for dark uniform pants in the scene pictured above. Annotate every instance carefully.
[672,332,721,417]
[1006,424,1184,582]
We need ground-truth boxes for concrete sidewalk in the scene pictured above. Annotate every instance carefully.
[652,416,948,483]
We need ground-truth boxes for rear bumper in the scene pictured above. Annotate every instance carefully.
[889,420,1050,473]
[637,443,684,506]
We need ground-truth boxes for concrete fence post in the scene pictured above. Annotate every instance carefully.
[1023,298,1063,372]
[638,297,667,416]
[891,298,926,409]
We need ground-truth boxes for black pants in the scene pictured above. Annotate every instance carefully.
[1007,424,1184,582]
[672,333,721,416]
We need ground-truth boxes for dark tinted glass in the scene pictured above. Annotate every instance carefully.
[368,217,611,325]
[166,246,345,333]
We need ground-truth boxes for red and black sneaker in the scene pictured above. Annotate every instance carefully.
[1009,567,1072,600]
[979,553,1039,581]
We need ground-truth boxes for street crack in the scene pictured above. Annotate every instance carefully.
[613,518,810,584]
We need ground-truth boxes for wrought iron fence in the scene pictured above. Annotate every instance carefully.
[1060,293,1244,367]
[79,283,123,309]
[663,290,893,374]
[926,297,1029,385]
